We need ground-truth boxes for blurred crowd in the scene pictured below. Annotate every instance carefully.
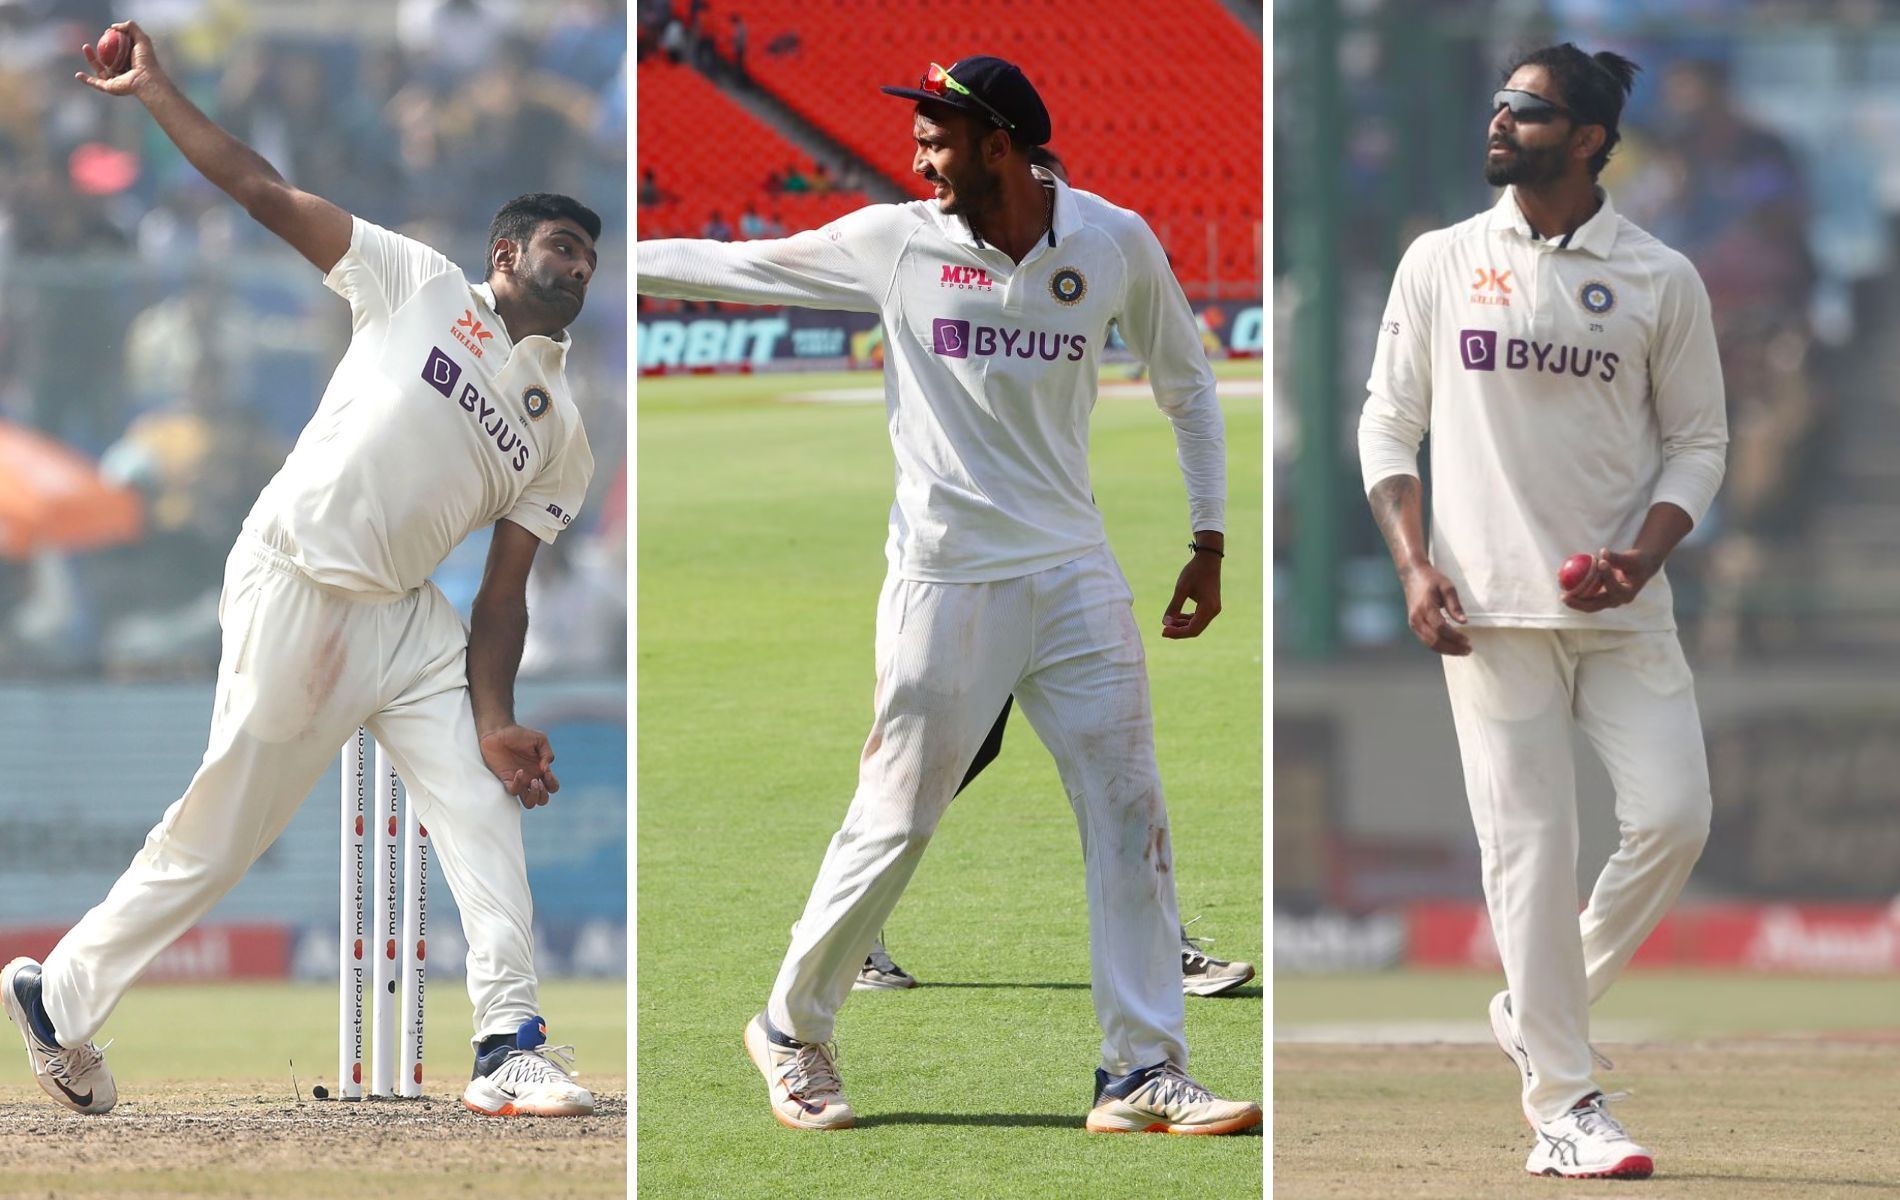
[1279,3,1900,661]
[0,0,627,680]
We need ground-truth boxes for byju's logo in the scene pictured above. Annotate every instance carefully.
[933,318,970,359]
[1459,329,1497,371]
[422,347,463,395]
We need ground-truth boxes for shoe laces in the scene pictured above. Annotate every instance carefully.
[492,1042,578,1087]
[1134,1062,1213,1111]
[1179,917,1220,969]
[48,1039,110,1088]
[779,1040,843,1101]
[1572,1091,1633,1142]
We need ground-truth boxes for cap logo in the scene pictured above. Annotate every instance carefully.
[1049,267,1086,306]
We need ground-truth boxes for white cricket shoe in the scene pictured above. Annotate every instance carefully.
[853,937,919,991]
[2,957,117,1115]
[1180,919,1254,997]
[1526,1092,1653,1179]
[1489,990,1616,1127]
[1085,1062,1262,1136]
[743,1012,855,1130]
[462,1015,595,1117]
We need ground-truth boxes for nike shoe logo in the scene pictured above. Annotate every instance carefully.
[48,1075,92,1107]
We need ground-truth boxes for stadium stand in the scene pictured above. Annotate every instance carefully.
[635,54,869,239]
[649,0,1261,298]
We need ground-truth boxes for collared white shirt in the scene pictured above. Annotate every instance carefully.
[1359,187,1727,631]
[245,217,594,596]
[635,169,1224,583]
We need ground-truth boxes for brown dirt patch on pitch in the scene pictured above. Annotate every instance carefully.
[0,1078,628,1199]
[1275,1041,1900,1199]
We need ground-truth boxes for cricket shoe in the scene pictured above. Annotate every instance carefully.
[1180,918,1254,997]
[1526,1091,1653,1179]
[1489,990,1616,1127]
[853,937,919,992]
[2,957,116,1115]
[1085,1062,1262,1135]
[463,1015,595,1117]
[743,1012,854,1130]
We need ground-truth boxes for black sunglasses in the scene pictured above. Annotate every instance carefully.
[1492,88,1571,124]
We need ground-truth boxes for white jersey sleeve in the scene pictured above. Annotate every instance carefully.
[1358,229,1443,493]
[324,217,460,325]
[634,205,911,314]
[1645,256,1727,525]
[505,419,595,543]
[1114,215,1226,535]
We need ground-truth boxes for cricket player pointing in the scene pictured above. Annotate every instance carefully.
[1360,44,1726,1179]
[2,24,598,1117]
[638,55,1259,1135]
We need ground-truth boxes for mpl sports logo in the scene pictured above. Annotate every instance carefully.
[1459,329,1620,382]
[940,264,994,291]
[421,347,534,472]
[931,318,1087,362]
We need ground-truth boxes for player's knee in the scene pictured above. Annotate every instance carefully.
[1636,792,1710,861]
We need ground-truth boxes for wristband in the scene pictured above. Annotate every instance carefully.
[1189,541,1224,558]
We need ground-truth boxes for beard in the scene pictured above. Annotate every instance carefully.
[521,263,585,327]
[929,160,1002,219]
[1483,134,1568,188]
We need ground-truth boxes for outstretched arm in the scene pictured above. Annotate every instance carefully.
[78,22,351,272]
[469,520,560,809]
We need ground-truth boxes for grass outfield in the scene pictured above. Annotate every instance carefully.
[637,364,1263,1196]
[0,980,627,1198]
[1276,971,1900,1196]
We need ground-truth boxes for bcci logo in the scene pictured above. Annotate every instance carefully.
[1049,267,1086,306]
[1579,280,1615,315]
[522,386,551,420]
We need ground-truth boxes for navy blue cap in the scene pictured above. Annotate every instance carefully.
[881,55,1052,145]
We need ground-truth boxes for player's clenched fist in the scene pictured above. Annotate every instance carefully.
[1400,560,1472,656]
[479,724,561,808]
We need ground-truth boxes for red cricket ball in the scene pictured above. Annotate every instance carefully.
[95,27,130,76]
[1558,553,1593,592]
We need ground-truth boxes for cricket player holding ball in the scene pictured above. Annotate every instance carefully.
[1359,44,1727,1178]
[2,23,600,1118]
[638,55,1260,1135]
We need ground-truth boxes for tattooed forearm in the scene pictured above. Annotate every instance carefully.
[1368,474,1428,575]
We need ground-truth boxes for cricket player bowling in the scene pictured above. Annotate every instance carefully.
[2,24,599,1117]
[637,55,1260,1134]
[1359,44,1727,1178]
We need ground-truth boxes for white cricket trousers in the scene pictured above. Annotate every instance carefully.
[40,534,540,1048]
[1443,627,1710,1121]
[767,544,1188,1076]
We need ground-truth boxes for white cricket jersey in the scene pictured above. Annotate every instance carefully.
[1359,188,1727,631]
[244,217,594,596]
[635,168,1224,583]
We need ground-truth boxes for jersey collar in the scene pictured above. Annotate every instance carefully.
[1489,186,1620,258]
[470,280,575,368]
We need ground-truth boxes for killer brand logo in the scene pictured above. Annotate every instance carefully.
[452,309,495,358]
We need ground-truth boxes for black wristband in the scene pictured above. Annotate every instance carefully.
[1189,541,1224,558]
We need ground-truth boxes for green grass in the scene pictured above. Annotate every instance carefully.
[83,979,628,1087]
[637,365,1263,1196]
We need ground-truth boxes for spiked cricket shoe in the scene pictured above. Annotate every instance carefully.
[463,1015,595,1116]
[1180,920,1254,997]
[853,938,919,991]
[2,957,116,1115]
[1085,1062,1261,1135]
[1526,1091,1653,1179]
[744,1012,854,1130]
